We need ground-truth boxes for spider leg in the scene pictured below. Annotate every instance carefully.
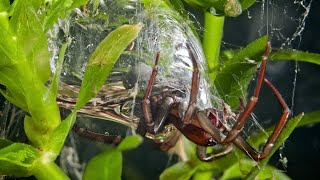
[256,77,290,159]
[196,145,233,162]
[197,111,261,160]
[72,125,121,144]
[159,131,181,151]
[153,96,175,133]
[182,44,200,124]
[142,52,160,134]
[223,41,271,143]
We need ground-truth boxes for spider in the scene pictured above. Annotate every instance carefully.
[138,41,290,161]
[70,40,290,162]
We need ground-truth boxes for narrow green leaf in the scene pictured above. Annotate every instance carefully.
[214,36,268,108]
[9,0,51,83]
[69,0,92,10]
[160,161,199,180]
[0,143,38,177]
[45,112,77,154]
[220,159,290,180]
[248,111,318,151]
[83,135,142,180]
[117,135,143,151]
[297,110,320,127]
[83,149,122,180]
[49,38,71,99]
[0,67,28,111]
[43,0,73,31]
[270,49,320,65]
[246,113,304,179]
[0,28,16,66]
[229,35,267,64]
[75,23,142,110]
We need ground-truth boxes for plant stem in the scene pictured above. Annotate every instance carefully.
[202,12,224,81]
[33,161,69,180]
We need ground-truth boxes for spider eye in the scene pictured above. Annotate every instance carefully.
[207,138,217,146]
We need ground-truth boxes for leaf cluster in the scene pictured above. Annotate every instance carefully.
[0,0,142,179]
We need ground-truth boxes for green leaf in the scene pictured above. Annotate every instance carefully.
[214,36,267,108]
[0,143,38,177]
[0,0,10,30]
[220,159,290,180]
[160,161,199,180]
[214,62,257,108]
[9,0,50,83]
[0,27,17,66]
[45,112,77,154]
[0,0,10,12]
[229,35,267,64]
[75,23,142,110]
[69,0,91,10]
[270,49,320,65]
[183,0,256,17]
[197,151,238,172]
[83,149,122,180]
[117,135,143,151]
[83,135,142,180]
[297,110,320,127]
[0,67,28,111]
[246,113,304,179]
[42,0,98,31]
[181,136,198,160]
[43,0,73,31]
[248,112,312,151]
[49,38,71,99]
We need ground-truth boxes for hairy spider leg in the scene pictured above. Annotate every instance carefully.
[184,45,235,161]
[72,125,121,144]
[142,52,161,134]
[223,41,271,143]
[197,41,290,160]
[142,45,200,134]
[182,44,200,124]
[229,77,290,160]
[197,145,233,161]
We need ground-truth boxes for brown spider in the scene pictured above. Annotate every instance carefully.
[138,41,290,161]
[67,40,290,162]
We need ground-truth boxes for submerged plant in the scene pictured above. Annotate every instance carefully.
[0,0,319,179]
